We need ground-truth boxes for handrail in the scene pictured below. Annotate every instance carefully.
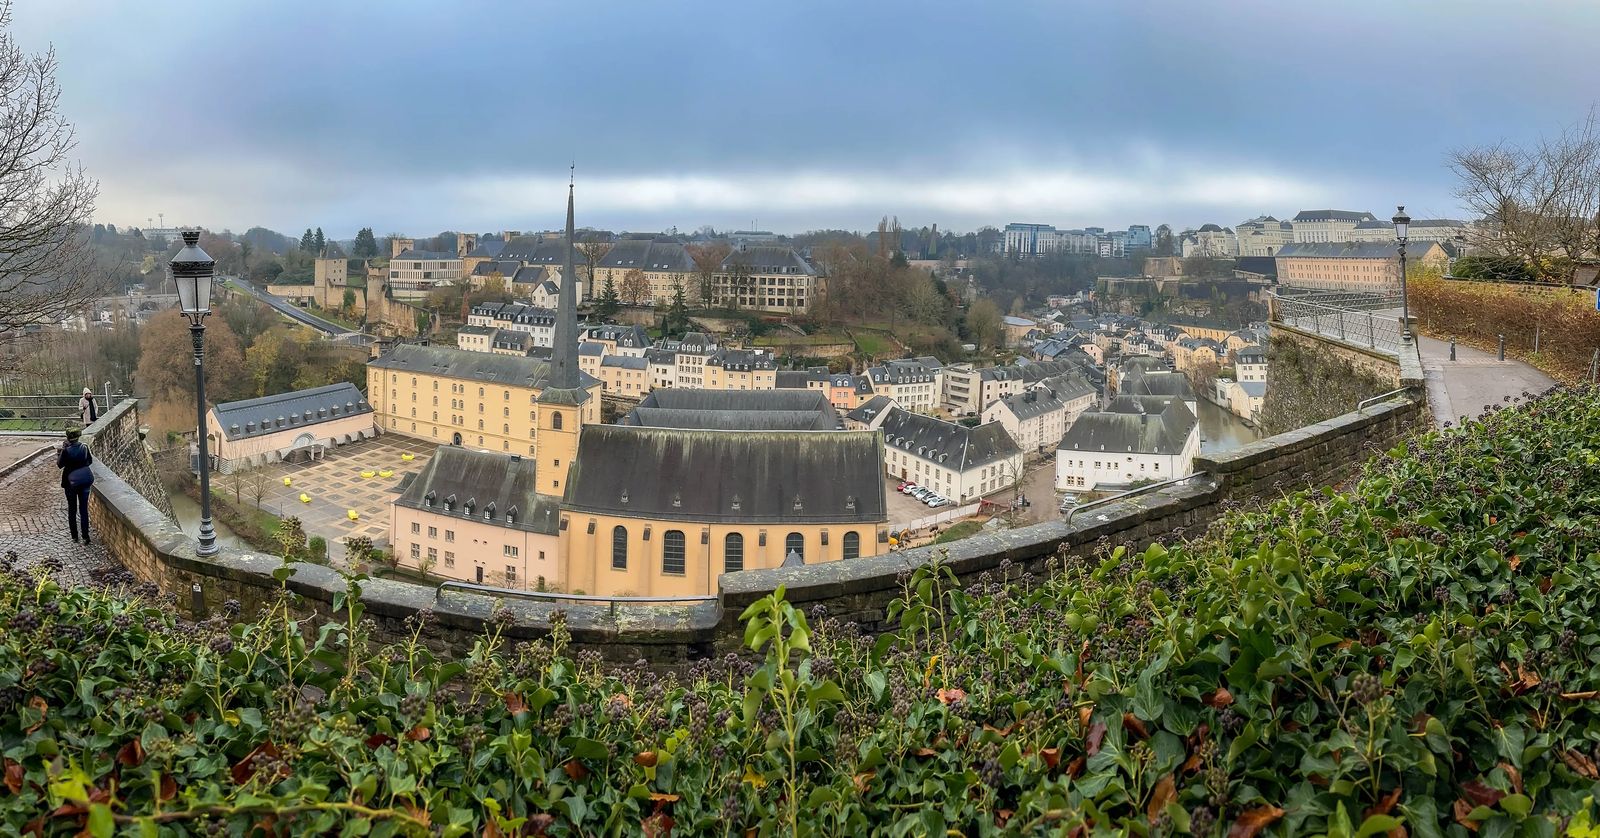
[1062,471,1214,524]
[1357,388,1411,411]
[433,580,715,613]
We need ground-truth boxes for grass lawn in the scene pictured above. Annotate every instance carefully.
[306,304,364,331]
[754,332,850,347]
[931,519,984,544]
[852,332,895,356]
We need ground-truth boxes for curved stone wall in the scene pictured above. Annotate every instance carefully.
[87,387,1425,665]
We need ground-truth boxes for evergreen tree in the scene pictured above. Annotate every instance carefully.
[353,227,379,259]
[666,282,690,337]
[313,227,326,253]
[300,228,315,252]
[594,276,621,318]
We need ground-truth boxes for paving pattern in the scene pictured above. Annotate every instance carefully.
[0,448,128,587]
[240,435,437,549]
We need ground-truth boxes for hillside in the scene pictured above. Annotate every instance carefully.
[3,386,1599,835]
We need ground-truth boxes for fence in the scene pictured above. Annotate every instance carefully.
[1269,291,1405,356]
[0,389,129,432]
[898,502,980,535]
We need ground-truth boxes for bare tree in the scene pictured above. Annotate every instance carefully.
[248,470,270,510]
[687,242,730,309]
[619,268,650,306]
[1450,112,1600,285]
[575,240,612,300]
[0,1,103,340]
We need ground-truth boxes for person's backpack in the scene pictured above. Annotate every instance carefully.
[64,444,94,488]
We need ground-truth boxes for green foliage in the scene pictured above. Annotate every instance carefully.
[1257,335,1391,435]
[306,536,328,564]
[353,227,379,260]
[932,520,984,544]
[6,387,1600,834]
[594,277,621,319]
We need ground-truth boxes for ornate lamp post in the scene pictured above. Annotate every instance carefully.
[171,231,219,556]
[1392,206,1411,342]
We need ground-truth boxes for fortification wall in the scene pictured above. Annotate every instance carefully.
[83,400,174,521]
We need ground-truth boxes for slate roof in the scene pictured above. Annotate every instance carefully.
[1292,210,1377,223]
[465,239,508,259]
[563,426,885,524]
[1276,241,1446,260]
[511,266,554,286]
[457,324,496,337]
[633,388,838,417]
[1106,395,1183,415]
[1236,347,1267,365]
[586,323,650,349]
[498,236,576,265]
[775,370,819,389]
[1237,381,1267,397]
[991,388,1069,422]
[492,330,532,352]
[578,341,604,357]
[471,259,523,278]
[1002,315,1035,327]
[212,382,371,441]
[1351,218,1464,231]
[1035,373,1098,402]
[1121,371,1195,400]
[1233,256,1278,276]
[600,354,648,371]
[1058,399,1196,456]
[619,407,837,431]
[879,408,1020,472]
[845,395,895,424]
[867,358,939,384]
[369,343,599,390]
[1118,356,1169,375]
[597,239,696,272]
[393,447,558,535]
[720,246,815,275]
[707,348,777,371]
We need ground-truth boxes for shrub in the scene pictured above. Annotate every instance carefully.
[1411,273,1600,381]
[2,387,1600,834]
[306,535,327,564]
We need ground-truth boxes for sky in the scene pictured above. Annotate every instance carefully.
[13,0,1600,239]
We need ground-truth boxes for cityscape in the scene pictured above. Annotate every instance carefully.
[1,2,1599,835]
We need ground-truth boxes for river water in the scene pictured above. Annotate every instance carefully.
[1197,398,1262,454]
[168,491,245,551]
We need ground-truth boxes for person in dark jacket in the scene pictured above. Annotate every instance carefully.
[57,429,94,544]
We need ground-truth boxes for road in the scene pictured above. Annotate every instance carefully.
[1415,334,1555,429]
[223,277,362,341]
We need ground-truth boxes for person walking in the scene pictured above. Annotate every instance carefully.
[58,428,94,544]
[78,387,98,427]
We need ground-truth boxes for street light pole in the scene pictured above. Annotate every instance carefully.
[1392,206,1411,342]
[171,231,219,557]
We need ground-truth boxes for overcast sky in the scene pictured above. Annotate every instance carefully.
[13,0,1600,238]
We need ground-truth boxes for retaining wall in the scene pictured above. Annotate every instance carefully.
[83,400,175,521]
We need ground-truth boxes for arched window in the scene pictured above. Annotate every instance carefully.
[785,532,805,563]
[724,533,744,573]
[611,526,628,570]
[663,530,686,575]
[552,412,563,430]
[842,531,860,561]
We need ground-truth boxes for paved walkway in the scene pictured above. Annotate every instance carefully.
[1415,335,1555,428]
[0,448,129,588]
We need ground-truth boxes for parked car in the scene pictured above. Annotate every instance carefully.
[926,497,948,508]
[911,488,932,500]
[896,481,911,492]
[900,483,919,494]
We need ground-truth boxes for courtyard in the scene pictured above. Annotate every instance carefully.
[246,434,437,551]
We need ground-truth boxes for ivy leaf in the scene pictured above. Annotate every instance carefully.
[87,802,114,838]
[1146,774,1176,824]
[1226,805,1285,838]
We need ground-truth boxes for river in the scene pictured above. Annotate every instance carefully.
[1197,397,1262,453]
[167,491,245,551]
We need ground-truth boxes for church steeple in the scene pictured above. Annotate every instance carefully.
[546,168,582,392]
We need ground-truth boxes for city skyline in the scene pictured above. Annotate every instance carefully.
[16,0,1598,236]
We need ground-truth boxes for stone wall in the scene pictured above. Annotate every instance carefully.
[83,400,175,522]
[88,391,1425,666]
[1258,323,1418,435]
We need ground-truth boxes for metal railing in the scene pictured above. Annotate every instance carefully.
[1062,472,1215,525]
[1357,387,1411,411]
[1269,291,1405,356]
[433,580,715,616]
[0,390,129,431]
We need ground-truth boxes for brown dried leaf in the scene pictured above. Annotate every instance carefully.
[1122,713,1150,740]
[1365,786,1401,819]
[852,771,875,793]
[1066,756,1085,778]
[1181,752,1204,774]
[1203,687,1234,708]
[4,759,23,795]
[1078,705,1093,729]
[996,808,1015,827]
[1146,774,1176,824]
[116,739,145,768]
[503,692,527,715]
[642,812,674,837]
[634,751,659,768]
[1452,799,1480,832]
[1498,762,1523,796]
[1226,805,1285,838]
[526,813,556,836]
[1085,720,1108,756]
[936,687,967,705]
[649,793,680,804]
[364,733,394,750]
[1561,690,1600,700]
[563,760,589,781]
[983,723,1016,737]
[157,774,176,802]
[911,747,939,758]
[405,725,431,742]
[1558,749,1600,780]
[230,741,282,786]
[1038,747,1061,769]
[1460,779,1504,808]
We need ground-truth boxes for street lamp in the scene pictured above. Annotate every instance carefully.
[1392,206,1411,342]
[171,230,219,557]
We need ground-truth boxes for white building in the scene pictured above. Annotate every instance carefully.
[1181,224,1239,258]
[865,357,943,413]
[1235,346,1267,383]
[1290,210,1377,244]
[1055,399,1200,492]
[1235,216,1295,257]
[388,248,463,300]
[880,408,1023,503]
[1344,218,1466,245]
[982,376,1096,457]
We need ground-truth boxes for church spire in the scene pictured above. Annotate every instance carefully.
[546,168,581,392]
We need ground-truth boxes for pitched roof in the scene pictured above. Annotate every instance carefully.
[471,259,523,277]
[1236,347,1267,364]
[720,246,815,276]
[1292,210,1377,223]
[1121,371,1195,400]
[211,382,371,441]
[564,426,885,524]
[586,323,650,348]
[1352,218,1464,230]
[369,343,598,390]
[879,408,1021,471]
[619,407,837,431]
[707,348,777,370]
[844,395,895,423]
[600,354,648,370]
[867,358,940,383]
[596,239,696,272]
[1237,381,1267,397]
[992,387,1070,421]
[1059,399,1197,456]
[1275,241,1443,260]
[465,239,508,259]
[393,447,558,535]
[633,387,837,416]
